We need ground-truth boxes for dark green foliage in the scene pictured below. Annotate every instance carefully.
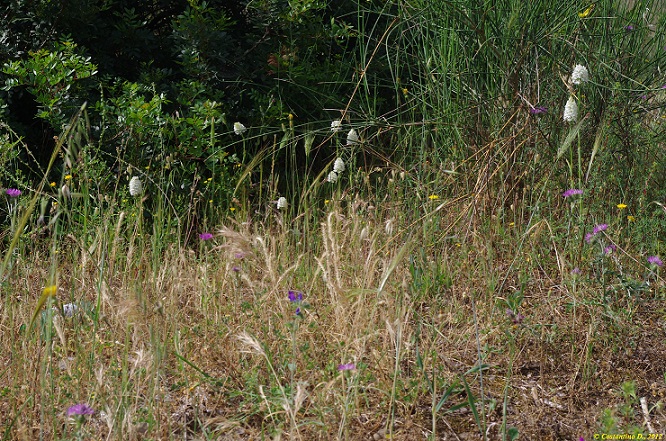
[0,0,665,248]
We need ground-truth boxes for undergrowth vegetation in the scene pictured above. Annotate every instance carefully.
[1,0,665,439]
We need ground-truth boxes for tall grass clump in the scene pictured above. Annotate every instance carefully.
[0,0,665,440]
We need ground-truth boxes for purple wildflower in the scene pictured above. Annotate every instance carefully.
[66,403,95,417]
[661,84,666,89]
[295,307,301,316]
[604,244,617,255]
[6,188,21,197]
[231,266,241,272]
[288,290,303,303]
[562,188,583,198]
[506,309,525,324]
[592,224,608,234]
[584,232,595,243]
[199,232,213,240]
[234,252,245,259]
[625,25,634,31]
[580,437,585,441]
[571,267,581,275]
[338,363,356,371]
[647,255,663,267]
[529,106,548,115]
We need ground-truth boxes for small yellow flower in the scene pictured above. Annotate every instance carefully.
[64,174,72,181]
[402,88,408,97]
[627,215,636,222]
[508,222,515,227]
[42,285,57,297]
[578,4,594,18]
[428,194,439,200]
[230,207,236,211]
[324,199,330,205]
[50,182,56,187]
[617,203,627,209]
[209,199,213,204]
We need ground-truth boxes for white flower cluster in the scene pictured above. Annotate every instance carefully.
[346,129,359,145]
[233,122,247,135]
[129,176,143,197]
[327,158,346,183]
[563,64,589,123]
[277,196,287,210]
[570,64,589,85]
[563,96,578,123]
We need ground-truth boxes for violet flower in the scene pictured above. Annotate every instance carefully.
[647,255,663,267]
[562,189,583,198]
[66,403,95,417]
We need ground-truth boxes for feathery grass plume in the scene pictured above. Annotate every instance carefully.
[563,96,578,123]
[233,122,247,135]
[330,120,342,132]
[129,176,143,196]
[29,285,58,330]
[571,64,589,85]
[237,331,264,355]
[327,171,339,183]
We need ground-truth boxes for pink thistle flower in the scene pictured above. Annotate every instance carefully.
[338,363,356,371]
[592,224,608,234]
[199,232,213,240]
[6,188,21,197]
[562,188,583,198]
[66,403,94,417]
[647,255,663,267]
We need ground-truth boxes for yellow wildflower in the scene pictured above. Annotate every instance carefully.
[230,207,236,211]
[627,215,636,222]
[64,174,72,181]
[428,194,439,200]
[50,182,56,187]
[617,203,627,209]
[578,4,594,18]
[42,285,57,297]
